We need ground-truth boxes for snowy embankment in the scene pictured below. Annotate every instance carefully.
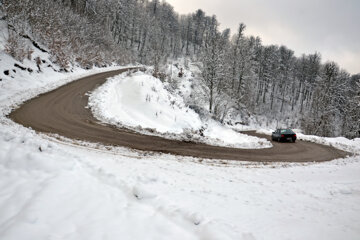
[88,70,271,149]
[89,71,203,134]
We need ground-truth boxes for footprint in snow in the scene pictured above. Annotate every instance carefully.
[132,185,157,200]
[188,212,203,226]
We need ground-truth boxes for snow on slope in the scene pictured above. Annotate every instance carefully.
[89,71,203,134]
[89,71,272,149]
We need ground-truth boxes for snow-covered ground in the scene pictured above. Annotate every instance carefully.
[88,70,271,149]
[1,122,360,240]
[1,28,360,239]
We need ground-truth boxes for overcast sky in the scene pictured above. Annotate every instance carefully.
[166,0,360,74]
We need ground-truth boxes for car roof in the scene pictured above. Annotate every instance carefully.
[276,129,295,132]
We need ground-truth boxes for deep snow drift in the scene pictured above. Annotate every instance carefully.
[89,70,271,149]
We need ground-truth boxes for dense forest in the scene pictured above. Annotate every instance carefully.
[2,0,359,138]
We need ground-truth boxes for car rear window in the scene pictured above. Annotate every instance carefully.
[280,129,294,134]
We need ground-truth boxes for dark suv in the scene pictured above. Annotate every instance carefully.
[272,129,297,143]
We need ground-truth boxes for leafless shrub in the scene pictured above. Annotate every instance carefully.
[5,31,26,62]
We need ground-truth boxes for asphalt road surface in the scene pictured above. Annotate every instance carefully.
[9,69,348,162]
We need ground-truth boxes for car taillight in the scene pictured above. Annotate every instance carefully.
[281,134,285,137]
[294,134,296,137]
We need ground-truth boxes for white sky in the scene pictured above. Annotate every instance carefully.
[166,0,360,74]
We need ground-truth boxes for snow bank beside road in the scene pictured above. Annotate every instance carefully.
[89,71,202,134]
[297,134,360,155]
[89,71,272,149]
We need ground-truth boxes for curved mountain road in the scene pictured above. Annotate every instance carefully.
[9,69,348,162]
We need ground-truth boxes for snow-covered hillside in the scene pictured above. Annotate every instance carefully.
[88,70,271,149]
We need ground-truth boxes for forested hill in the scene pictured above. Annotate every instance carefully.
[2,0,359,138]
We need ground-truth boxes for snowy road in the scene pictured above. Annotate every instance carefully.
[9,69,348,162]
